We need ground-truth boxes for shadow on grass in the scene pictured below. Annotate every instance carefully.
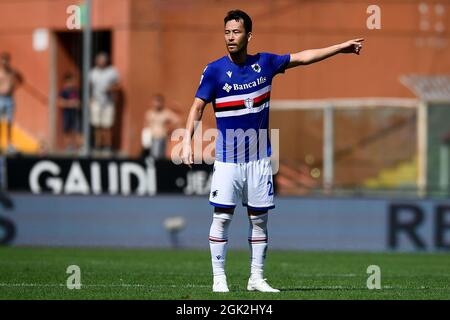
[279,287,368,292]
[225,287,368,293]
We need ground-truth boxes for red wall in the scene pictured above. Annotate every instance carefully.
[0,0,449,155]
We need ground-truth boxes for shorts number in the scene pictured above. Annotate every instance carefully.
[267,181,274,196]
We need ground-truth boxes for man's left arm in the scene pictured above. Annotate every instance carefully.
[109,70,121,93]
[287,38,364,69]
[108,69,121,101]
[168,109,181,126]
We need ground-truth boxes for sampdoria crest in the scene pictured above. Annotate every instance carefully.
[251,63,261,73]
[244,98,254,109]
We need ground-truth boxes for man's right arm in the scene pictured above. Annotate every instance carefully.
[181,97,207,167]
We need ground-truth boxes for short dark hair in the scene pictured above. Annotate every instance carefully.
[96,51,109,61]
[153,93,164,101]
[63,72,74,81]
[224,10,252,33]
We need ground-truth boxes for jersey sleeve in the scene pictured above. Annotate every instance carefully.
[195,64,216,104]
[265,53,291,76]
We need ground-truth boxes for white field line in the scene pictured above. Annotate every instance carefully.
[0,283,449,290]
[0,283,209,288]
[296,273,359,277]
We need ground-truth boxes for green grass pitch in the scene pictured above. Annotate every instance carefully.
[0,247,449,299]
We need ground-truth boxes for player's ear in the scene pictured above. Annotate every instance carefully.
[247,32,252,43]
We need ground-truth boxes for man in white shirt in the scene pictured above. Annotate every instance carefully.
[89,52,120,153]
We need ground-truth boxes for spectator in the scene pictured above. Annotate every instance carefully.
[58,72,81,153]
[141,94,180,159]
[0,52,23,154]
[89,52,120,154]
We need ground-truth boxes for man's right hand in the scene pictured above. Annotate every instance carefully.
[181,143,193,168]
[181,98,207,168]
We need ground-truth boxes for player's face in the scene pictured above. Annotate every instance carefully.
[152,96,164,110]
[224,19,251,54]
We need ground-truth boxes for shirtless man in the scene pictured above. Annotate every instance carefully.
[142,94,180,159]
[0,52,23,153]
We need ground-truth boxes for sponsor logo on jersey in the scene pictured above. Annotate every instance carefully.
[222,83,232,93]
[226,70,232,78]
[232,76,267,91]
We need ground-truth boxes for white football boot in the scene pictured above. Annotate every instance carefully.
[247,276,280,293]
[212,275,230,292]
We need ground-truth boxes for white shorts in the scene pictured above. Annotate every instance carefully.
[90,100,115,128]
[209,158,275,211]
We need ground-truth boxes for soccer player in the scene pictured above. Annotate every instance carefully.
[181,9,363,292]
